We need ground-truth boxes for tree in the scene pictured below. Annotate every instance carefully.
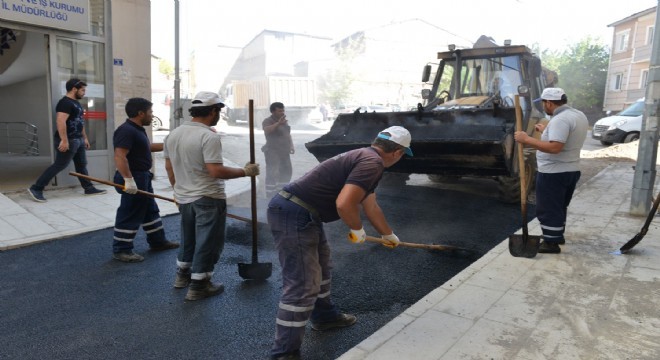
[158,59,174,77]
[540,37,610,119]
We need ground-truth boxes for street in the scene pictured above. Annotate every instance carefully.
[1,121,541,359]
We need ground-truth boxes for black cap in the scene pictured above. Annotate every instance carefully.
[66,78,87,92]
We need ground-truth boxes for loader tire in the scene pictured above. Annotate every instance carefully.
[497,149,536,203]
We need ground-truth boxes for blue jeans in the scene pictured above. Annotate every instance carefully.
[32,137,93,190]
[178,197,227,278]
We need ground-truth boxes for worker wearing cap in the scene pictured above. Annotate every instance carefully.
[514,88,587,254]
[164,91,260,301]
[267,126,412,360]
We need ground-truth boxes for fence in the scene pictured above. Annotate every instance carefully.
[0,122,39,156]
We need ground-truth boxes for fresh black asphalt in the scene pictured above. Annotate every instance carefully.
[0,182,532,360]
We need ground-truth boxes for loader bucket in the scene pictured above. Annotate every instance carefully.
[305,108,517,177]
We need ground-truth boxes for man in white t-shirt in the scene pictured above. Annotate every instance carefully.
[163,91,260,300]
[514,88,588,254]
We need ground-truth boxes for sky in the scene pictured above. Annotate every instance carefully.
[150,0,658,65]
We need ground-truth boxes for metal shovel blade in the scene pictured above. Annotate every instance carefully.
[509,234,542,258]
[238,262,272,281]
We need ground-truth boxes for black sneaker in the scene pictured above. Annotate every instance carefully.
[538,241,561,254]
[310,313,357,331]
[84,187,107,196]
[27,187,47,202]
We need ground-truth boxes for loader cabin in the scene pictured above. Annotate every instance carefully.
[421,44,545,114]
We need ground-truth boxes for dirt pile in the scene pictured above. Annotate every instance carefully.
[581,141,643,161]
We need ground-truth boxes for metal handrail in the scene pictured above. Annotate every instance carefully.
[0,122,40,156]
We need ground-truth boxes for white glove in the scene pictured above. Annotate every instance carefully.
[244,163,260,177]
[348,227,366,244]
[123,177,138,194]
[382,233,400,248]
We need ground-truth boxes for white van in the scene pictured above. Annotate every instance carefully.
[592,98,644,146]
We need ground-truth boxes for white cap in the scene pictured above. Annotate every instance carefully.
[377,126,413,156]
[541,87,565,101]
[190,91,225,108]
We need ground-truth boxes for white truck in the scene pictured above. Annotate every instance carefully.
[223,76,317,126]
[592,98,643,146]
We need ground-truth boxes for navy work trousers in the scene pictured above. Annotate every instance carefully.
[535,171,581,244]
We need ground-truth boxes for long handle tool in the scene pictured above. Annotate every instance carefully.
[238,99,272,280]
[69,171,253,224]
[508,95,542,258]
[365,236,471,253]
[619,191,660,254]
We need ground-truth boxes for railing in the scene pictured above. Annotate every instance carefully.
[0,122,39,156]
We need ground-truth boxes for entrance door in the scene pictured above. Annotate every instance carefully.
[51,37,109,187]
[0,29,51,192]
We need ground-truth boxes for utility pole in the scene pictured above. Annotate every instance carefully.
[172,0,181,130]
[631,2,660,215]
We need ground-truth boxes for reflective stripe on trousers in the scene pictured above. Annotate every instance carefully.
[267,194,339,357]
[535,171,580,243]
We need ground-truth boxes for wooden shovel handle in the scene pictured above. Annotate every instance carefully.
[68,171,253,224]
[365,235,462,251]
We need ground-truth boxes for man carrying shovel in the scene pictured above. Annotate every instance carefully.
[514,88,587,254]
[267,126,412,360]
[164,91,260,301]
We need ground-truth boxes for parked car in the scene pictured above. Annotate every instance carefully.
[592,98,644,146]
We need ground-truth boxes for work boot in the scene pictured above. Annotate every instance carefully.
[538,241,561,254]
[149,240,180,251]
[173,268,191,289]
[185,279,224,301]
[271,350,301,360]
[310,313,356,331]
[112,251,144,262]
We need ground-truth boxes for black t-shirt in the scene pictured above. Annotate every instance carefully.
[285,147,384,222]
[54,96,84,140]
[113,120,152,171]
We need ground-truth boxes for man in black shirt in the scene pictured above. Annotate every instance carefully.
[28,78,106,202]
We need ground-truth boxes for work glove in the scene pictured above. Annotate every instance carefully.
[123,177,138,194]
[244,163,260,177]
[348,227,366,244]
[381,233,400,248]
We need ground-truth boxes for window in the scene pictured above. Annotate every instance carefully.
[647,26,655,46]
[640,70,649,89]
[615,30,630,52]
[611,73,623,91]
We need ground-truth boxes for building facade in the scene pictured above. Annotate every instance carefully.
[604,6,656,112]
[0,0,151,192]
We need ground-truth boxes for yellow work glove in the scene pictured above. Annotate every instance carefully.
[123,177,138,194]
[381,233,400,248]
[243,163,260,177]
[348,228,366,244]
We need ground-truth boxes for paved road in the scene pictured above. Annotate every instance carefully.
[1,124,531,359]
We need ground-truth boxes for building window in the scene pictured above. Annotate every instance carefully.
[647,26,655,46]
[640,70,649,89]
[615,30,630,52]
[611,73,623,91]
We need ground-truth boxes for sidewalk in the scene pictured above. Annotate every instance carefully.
[1,158,659,358]
[339,162,660,360]
[0,155,251,250]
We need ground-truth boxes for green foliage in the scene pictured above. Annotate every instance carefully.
[158,59,174,77]
[316,42,362,107]
[539,37,610,115]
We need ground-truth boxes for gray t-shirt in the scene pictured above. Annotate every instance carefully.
[536,105,588,173]
[286,147,384,222]
[163,121,225,203]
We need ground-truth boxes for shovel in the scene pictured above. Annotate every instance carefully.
[68,172,254,224]
[508,95,542,258]
[619,191,660,254]
[238,99,273,280]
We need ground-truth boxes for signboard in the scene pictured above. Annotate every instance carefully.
[0,0,90,33]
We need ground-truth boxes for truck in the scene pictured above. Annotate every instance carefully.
[305,37,555,202]
[223,76,317,126]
